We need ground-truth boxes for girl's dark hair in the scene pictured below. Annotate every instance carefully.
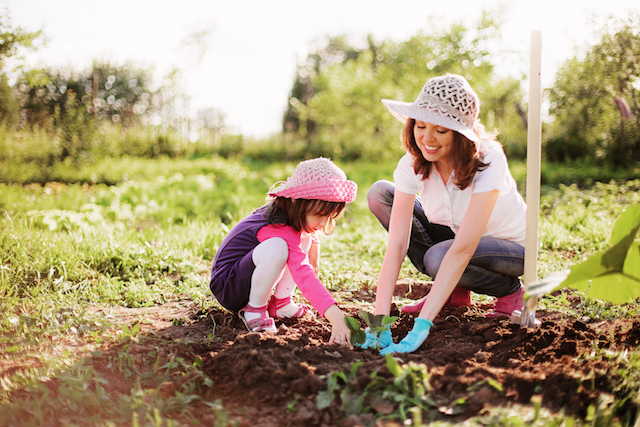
[401,118,491,190]
[266,197,346,234]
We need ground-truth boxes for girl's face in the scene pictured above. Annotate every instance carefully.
[414,120,455,167]
[304,213,331,233]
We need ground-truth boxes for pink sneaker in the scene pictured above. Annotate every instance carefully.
[486,285,524,318]
[447,286,472,307]
[401,286,471,314]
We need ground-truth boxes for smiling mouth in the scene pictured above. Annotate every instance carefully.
[424,145,440,151]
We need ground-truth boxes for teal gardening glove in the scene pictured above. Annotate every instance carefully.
[358,326,393,350]
[379,318,433,355]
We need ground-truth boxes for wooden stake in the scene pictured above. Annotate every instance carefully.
[524,31,542,292]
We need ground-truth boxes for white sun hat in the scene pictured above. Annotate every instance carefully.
[382,74,481,144]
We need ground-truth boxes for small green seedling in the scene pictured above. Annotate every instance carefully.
[345,310,397,349]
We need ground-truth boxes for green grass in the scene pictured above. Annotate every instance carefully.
[1,155,640,426]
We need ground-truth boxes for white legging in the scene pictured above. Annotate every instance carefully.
[248,236,312,307]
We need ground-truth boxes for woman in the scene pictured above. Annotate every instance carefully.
[366,74,527,355]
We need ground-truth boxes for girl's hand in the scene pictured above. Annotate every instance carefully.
[324,305,353,349]
[309,242,320,276]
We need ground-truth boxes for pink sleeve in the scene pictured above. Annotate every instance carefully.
[257,225,336,317]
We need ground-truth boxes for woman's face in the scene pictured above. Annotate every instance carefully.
[413,120,455,167]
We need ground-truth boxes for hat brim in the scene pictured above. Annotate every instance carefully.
[382,99,481,144]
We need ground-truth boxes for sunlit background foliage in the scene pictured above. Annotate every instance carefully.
[547,15,640,167]
[1,8,639,177]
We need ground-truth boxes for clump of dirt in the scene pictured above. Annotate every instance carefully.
[90,283,640,426]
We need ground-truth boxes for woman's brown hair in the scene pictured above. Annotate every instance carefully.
[401,118,491,190]
[266,198,346,234]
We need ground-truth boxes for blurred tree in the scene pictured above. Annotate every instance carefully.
[89,61,157,126]
[0,8,43,70]
[282,9,527,161]
[0,7,43,126]
[547,14,640,166]
[149,67,190,138]
[14,62,159,164]
[0,73,19,125]
[16,61,156,129]
[282,35,362,138]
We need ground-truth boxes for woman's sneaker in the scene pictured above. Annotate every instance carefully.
[486,285,524,318]
[447,286,472,307]
[401,286,471,314]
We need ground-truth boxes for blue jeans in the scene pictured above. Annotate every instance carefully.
[367,180,524,297]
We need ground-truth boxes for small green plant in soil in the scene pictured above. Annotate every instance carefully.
[345,310,397,348]
[316,355,438,423]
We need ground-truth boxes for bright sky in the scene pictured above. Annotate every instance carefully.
[7,0,640,137]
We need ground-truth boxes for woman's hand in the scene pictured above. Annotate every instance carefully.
[358,326,393,350]
[418,190,500,320]
[375,191,416,316]
[324,305,353,349]
[380,318,433,355]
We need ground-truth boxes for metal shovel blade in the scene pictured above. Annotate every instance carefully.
[525,269,570,298]
[510,269,571,327]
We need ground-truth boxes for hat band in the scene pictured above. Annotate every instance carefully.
[269,180,357,203]
[416,94,474,128]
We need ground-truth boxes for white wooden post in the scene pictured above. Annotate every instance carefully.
[524,31,542,292]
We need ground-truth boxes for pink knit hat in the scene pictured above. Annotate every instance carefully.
[268,157,357,203]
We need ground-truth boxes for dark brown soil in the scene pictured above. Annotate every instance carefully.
[86,282,640,426]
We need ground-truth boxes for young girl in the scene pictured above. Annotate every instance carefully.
[366,74,527,355]
[209,157,357,347]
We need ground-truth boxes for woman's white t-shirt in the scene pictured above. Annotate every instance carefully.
[393,140,527,246]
